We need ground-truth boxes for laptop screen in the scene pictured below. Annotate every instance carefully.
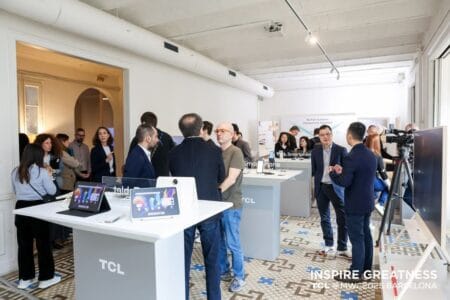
[131,187,180,219]
[70,182,106,212]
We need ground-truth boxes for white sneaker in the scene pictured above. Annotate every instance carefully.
[375,203,385,214]
[318,246,335,256]
[38,275,61,289]
[336,249,352,259]
[17,278,37,289]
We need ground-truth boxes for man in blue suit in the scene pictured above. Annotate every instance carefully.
[124,124,158,179]
[168,113,225,300]
[311,125,349,257]
[330,122,377,282]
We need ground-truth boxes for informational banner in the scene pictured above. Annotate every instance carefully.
[257,120,279,157]
[281,114,356,149]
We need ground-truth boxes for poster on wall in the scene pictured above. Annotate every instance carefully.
[281,114,356,149]
[357,117,391,133]
[258,121,279,157]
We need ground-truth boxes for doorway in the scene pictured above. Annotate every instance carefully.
[75,88,114,147]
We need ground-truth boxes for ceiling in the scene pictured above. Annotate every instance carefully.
[80,0,442,75]
[16,42,123,78]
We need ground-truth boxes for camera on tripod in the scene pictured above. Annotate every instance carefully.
[382,127,414,159]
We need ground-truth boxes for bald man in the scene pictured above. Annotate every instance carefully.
[215,122,246,292]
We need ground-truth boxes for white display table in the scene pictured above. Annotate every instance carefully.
[241,169,303,260]
[14,195,231,300]
[275,158,312,217]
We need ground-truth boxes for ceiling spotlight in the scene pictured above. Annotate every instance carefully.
[102,97,109,101]
[305,33,318,45]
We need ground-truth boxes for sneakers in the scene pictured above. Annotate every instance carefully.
[375,203,385,214]
[318,246,335,256]
[220,272,233,282]
[38,275,61,289]
[17,278,37,289]
[229,278,246,292]
[336,249,352,259]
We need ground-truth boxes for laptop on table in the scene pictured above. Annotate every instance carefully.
[57,182,110,217]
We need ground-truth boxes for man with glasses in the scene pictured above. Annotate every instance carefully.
[69,128,90,180]
[311,125,350,257]
[215,123,246,292]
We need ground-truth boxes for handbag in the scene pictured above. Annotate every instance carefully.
[29,183,57,203]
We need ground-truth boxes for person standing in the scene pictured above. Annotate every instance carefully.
[274,132,295,157]
[215,122,246,292]
[365,134,390,208]
[129,112,175,177]
[311,125,350,257]
[201,120,217,147]
[168,113,225,300]
[90,127,116,182]
[56,133,86,194]
[69,128,91,179]
[124,124,158,179]
[12,144,61,289]
[330,122,377,282]
[231,123,253,162]
[287,125,300,149]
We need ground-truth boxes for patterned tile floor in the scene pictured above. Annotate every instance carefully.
[2,208,428,300]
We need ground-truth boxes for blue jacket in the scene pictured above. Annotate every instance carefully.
[330,143,377,214]
[90,144,116,183]
[168,137,225,202]
[124,145,156,179]
[311,142,347,200]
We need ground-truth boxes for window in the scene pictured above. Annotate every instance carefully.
[23,84,40,135]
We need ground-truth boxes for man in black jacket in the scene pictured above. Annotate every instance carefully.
[168,113,225,300]
[330,122,377,283]
[128,112,175,177]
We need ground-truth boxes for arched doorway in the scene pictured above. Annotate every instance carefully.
[74,88,114,147]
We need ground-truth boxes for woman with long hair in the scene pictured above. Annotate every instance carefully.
[56,133,85,194]
[90,126,116,182]
[365,134,390,206]
[11,144,61,289]
[274,132,294,157]
[298,136,311,156]
[33,133,63,184]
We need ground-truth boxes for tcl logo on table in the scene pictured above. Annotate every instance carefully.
[242,197,256,204]
[99,259,125,275]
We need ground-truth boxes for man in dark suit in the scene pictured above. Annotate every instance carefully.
[288,125,300,149]
[330,122,377,282]
[124,124,158,179]
[168,113,225,300]
[311,125,349,257]
[129,112,175,177]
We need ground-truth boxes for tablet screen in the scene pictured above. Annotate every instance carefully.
[131,187,180,219]
[70,182,105,212]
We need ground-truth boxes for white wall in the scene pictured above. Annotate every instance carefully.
[0,11,258,275]
[260,82,408,130]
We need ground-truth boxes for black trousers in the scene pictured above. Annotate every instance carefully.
[15,200,55,281]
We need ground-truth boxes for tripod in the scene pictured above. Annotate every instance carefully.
[376,145,414,247]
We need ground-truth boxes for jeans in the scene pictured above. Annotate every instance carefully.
[219,208,244,280]
[184,216,221,300]
[346,213,373,276]
[317,184,348,250]
[374,177,389,205]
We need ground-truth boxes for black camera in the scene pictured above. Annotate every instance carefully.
[385,129,414,148]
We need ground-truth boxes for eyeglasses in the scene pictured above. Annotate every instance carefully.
[215,129,230,134]
[319,133,331,137]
